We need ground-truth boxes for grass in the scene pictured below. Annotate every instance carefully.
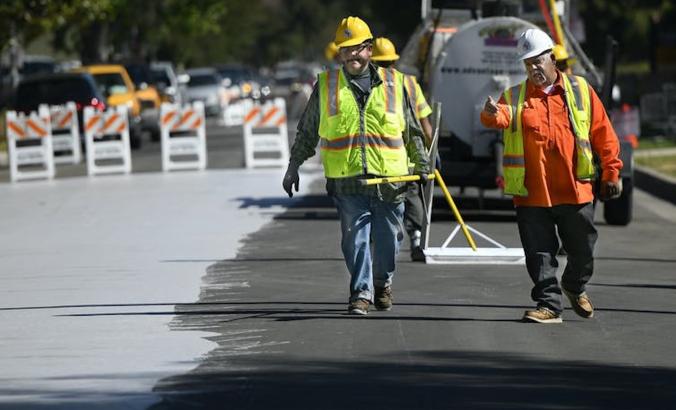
[636,154,676,178]
[636,137,676,150]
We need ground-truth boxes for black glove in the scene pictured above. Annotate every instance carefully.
[416,171,431,188]
[282,162,299,197]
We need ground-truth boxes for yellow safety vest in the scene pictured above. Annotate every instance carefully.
[502,73,595,196]
[403,74,432,120]
[317,67,409,178]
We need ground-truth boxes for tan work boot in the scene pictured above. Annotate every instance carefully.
[348,299,370,315]
[374,286,393,311]
[523,307,563,323]
[563,289,594,318]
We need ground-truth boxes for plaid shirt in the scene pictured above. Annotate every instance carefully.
[290,63,430,203]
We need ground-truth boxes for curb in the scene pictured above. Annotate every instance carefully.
[634,165,676,205]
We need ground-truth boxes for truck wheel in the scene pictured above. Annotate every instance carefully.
[603,177,633,226]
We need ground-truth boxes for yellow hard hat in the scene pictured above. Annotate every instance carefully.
[324,42,338,61]
[334,16,373,48]
[552,44,570,61]
[371,37,400,61]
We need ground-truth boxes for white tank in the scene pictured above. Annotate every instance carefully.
[430,17,539,157]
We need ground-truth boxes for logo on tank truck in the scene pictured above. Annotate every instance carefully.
[440,23,526,76]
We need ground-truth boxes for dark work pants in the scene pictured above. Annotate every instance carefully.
[404,182,424,241]
[516,203,598,314]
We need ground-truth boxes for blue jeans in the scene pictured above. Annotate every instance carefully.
[332,195,405,303]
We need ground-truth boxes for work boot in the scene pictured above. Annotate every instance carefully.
[348,299,370,315]
[374,286,393,311]
[410,246,426,262]
[522,307,562,323]
[410,230,425,262]
[563,289,594,318]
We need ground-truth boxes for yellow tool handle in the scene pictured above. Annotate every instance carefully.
[434,169,478,251]
[359,174,436,186]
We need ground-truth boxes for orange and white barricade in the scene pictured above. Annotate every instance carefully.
[242,97,289,168]
[223,99,253,126]
[50,102,81,164]
[159,101,207,171]
[5,105,55,182]
[83,106,132,176]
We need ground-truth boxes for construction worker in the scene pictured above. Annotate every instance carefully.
[480,28,623,323]
[323,41,341,69]
[552,44,574,74]
[282,17,430,315]
[372,36,434,262]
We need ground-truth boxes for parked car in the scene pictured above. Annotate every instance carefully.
[74,64,143,149]
[1,55,57,108]
[13,72,106,139]
[184,68,228,117]
[271,61,321,119]
[215,64,269,101]
[124,63,162,141]
[150,61,184,105]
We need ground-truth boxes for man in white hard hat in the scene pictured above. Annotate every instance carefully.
[282,17,430,315]
[480,28,623,323]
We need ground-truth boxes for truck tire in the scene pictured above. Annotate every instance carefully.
[603,177,633,226]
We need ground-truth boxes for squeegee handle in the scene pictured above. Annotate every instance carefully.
[359,174,436,186]
[434,169,478,251]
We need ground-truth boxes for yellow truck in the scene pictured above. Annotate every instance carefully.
[74,64,144,149]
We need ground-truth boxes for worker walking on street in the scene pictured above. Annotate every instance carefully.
[372,36,434,262]
[282,17,430,315]
[480,28,623,323]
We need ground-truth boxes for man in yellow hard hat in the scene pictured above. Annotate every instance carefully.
[323,41,341,69]
[552,44,574,74]
[282,16,430,315]
[372,36,435,262]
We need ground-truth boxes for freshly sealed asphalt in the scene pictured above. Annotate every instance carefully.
[149,182,676,409]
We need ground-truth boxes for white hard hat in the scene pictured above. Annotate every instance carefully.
[517,29,554,60]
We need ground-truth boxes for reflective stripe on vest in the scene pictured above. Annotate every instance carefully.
[403,75,431,120]
[502,74,595,196]
[317,68,408,178]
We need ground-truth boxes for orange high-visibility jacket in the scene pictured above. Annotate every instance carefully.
[481,74,623,207]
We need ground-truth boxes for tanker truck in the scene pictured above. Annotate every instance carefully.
[397,0,634,226]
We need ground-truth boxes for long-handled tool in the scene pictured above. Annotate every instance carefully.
[359,172,477,251]
[360,170,523,265]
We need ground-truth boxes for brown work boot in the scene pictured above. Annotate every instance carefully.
[522,307,563,323]
[563,289,594,318]
[374,287,393,311]
[348,299,370,315]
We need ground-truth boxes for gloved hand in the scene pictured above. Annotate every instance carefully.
[282,162,300,197]
[416,171,431,188]
[599,179,622,201]
[435,153,442,171]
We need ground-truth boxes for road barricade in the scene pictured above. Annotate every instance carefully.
[242,97,289,168]
[83,106,132,176]
[223,99,253,126]
[5,105,55,182]
[160,101,207,171]
[49,102,81,164]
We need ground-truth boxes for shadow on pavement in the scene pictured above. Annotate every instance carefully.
[148,350,676,410]
[33,300,676,318]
